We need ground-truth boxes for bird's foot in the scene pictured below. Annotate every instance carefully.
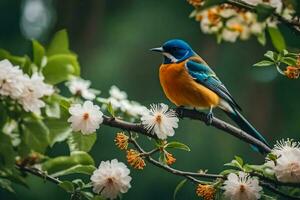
[205,110,214,125]
[176,106,185,118]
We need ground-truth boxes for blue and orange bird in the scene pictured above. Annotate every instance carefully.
[150,39,270,153]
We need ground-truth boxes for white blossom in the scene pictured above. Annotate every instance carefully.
[91,159,132,200]
[107,97,122,110]
[0,59,25,99]
[199,8,223,34]
[141,103,179,140]
[119,100,148,117]
[250,22,265,35]
[18,73,54,114]
[267,139,300,183]
[222,172,262,200]
[221,29,240,42]
[66,77,98,100]
[68,101,103,134]
[109,85,127,101]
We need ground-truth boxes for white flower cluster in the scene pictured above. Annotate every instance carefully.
[99,85,148,117]
[222,172,262,200]
[68,101,104,135]
[194,5,266,43]
[66,77,99,100]
[0,59,53,114]
[266,139,300,183]
[191,0,295,43]
[141,103,179,140]
[91,159,132,200]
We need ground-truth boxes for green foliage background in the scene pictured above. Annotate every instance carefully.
[0,0,299,199]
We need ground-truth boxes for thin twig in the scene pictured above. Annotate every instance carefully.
[103,116,157,139]
[16,164,61,185]
[129,137,221,184]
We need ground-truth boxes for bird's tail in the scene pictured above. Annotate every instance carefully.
[224,109,270,154]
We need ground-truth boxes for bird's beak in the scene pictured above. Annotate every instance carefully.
[150,47,164,53]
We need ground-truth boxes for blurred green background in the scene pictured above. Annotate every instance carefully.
[0,0,300,199]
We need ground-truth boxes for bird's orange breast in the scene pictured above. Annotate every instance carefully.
[159,61,220,108]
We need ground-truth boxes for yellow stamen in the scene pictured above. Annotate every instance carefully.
[165,152,176,165]
[126,149,146,170]
[114,132,129,150]
[229,24,243,33]
[196,184,216,200]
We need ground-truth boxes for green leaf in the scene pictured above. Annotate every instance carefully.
[59,181,75,193]
[45,97,72,146]
[2,168,28,189]
[42,54,80,84]
[268,27,286,52]
[281,57,297,66]
[107,102,115,117]
[0,134,16,169]
[42,151,94,175]
[261,194,277,200]
[92,196,105,200]
[255,4,275,22]
[282,49,289,56]
[23,118,50,153]
[46,119,72,147]
[47,29,70,56]
[173,179,187,200]
[0,49,32,74]
[165,141,191,151]
[234,156,244,166]
[264,51,276,61]
[0,103,8,129]
[253,60,274,67]
[158,151,166,165]
[45,100,61,118]
[224,156,244,169]
[32,40,45,68]
[72,179,86,188]
[0,178,14,193]
[257,31,266,46]
[67,133,97,153]
[52,165,96,177]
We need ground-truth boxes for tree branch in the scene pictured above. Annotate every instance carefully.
[175,107,272,153]
[128,137,217,184]
[16,164,61,185]
[227,0,300,34]
[103,116,157,139]
[103,107,272,154]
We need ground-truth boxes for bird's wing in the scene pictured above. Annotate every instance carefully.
[186,59,242,111]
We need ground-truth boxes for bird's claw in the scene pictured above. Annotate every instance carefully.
[205,112,213,125]
[176,106,185,118]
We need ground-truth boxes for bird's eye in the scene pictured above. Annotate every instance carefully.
[173,47,180,51]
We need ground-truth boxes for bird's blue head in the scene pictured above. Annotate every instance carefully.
[150,39,196,64]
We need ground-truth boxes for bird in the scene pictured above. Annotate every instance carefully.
[150,39,269,153]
